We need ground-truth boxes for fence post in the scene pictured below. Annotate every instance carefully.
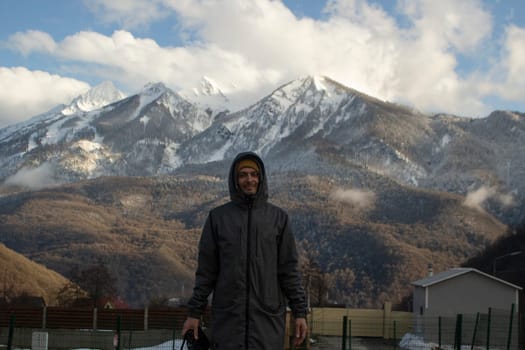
[309,308,314,338]
[393,320,397,349]
[470,312,480,350]
[7,314,15,350]
[486,307,492,349]
[93,307,98,330]
[348,319,352,350]
[144,307,148,331]
[42,306,47,329]
[454,314,463,350]
[438,316,442,349]
[506,303,515,350]
[172,320,177,350]
[116,315,122,350]
[342,316,348,350]
[128,329,133,350]
[383,302,392,339]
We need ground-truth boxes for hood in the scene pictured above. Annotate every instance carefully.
[228,151,268,205]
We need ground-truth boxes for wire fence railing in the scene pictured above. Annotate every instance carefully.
[0,306,194,350]
[0,306,522,350]
[309,306,522,350]
[401,307,521,350]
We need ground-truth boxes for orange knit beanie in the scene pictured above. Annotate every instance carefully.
[236,159,260,173]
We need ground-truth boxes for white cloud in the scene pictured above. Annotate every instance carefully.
[498,25,525,100]
[6,28,281,110]
[0,67,90,128]
[145,0,500,116]
[158,0,498,117]
[463,185,515,210]
[466,24,525,111]
[6,30,57,56]
[83,0,170,29]
[398,0,492,53]
[464,186,495,209]
[378,0,495,117]
[331,188,376,210]
[4,162,61,190]
[2,0,523,125]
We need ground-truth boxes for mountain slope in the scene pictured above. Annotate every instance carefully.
[0,75,523,228]
[0,172,507,307]
[0,176,208,306]
[0,243,71,305]
[0,74,522,307]
[0,82,215,183]
[2,75,521,225]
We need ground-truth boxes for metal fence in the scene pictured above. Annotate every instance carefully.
[0,306,193,350]
[403,307,522,350]
[1,306,523,350]
[308,304,413,338]
[309,307,523,350]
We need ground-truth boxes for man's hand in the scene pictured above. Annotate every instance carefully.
[182,317,200,340]
[293,317,308,347]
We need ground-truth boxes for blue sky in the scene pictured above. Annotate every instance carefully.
[0,0,524,128]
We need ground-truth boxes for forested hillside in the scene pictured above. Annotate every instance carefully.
[0,174,508,307]
[462,222,525,288]
[0,243,71,304]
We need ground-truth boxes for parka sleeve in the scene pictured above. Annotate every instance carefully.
[186,212,219,318]
[277,213,307,318]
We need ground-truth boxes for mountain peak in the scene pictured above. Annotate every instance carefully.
[259,75,336,112]
[62,81,125,115]
[195,76,225,97]
[141,82,168,96]
[179,77,230,115]
[311,75,328,91]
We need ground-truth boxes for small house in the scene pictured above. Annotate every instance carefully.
[411,267,522,346]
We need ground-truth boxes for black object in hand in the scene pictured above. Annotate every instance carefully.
[182,327,210,350]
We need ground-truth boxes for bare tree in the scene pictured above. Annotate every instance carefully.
[55,282,87,307]
[1,269,16,302]
[300,252,335,307]
[70,261,118,307]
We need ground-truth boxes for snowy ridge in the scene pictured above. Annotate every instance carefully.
[62,81,125,115]
[156,90,213,133]
[141,82,168,101]
[180,76,230,117]
[0,75,524,225]
[0,105,65,143]
[191,75,361,159]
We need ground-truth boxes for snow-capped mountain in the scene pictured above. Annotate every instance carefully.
[176,76,433,174]
[180,76,230,117]
[0,75,524,225]
[62,81,126,115]
[0,81,125,144]
[0,80,214,181]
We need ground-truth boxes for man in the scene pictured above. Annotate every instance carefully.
[182,151,308,349]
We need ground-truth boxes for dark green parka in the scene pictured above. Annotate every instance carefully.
[187,152,307,349]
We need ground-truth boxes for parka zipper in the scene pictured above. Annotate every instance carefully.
[244,202,253,349]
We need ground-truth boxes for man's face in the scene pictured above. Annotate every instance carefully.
[237,167,259,195]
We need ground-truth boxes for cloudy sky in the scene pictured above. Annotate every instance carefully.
[0,0,524,128]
